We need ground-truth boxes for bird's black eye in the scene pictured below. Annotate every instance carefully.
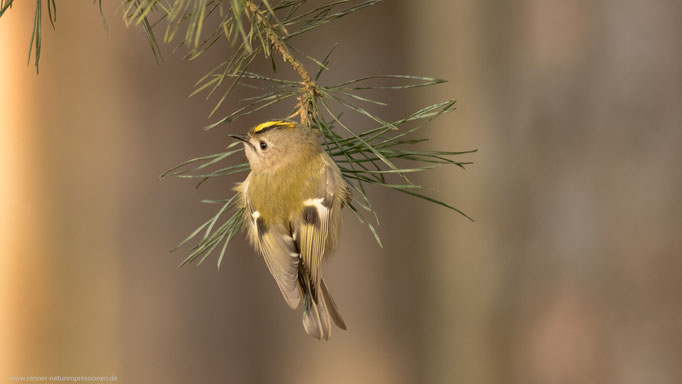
[259,141,268,150]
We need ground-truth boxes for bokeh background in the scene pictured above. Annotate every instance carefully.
[1,1,680,383]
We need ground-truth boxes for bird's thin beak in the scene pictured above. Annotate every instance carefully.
[229,134,249,142]
[230,134,255,151]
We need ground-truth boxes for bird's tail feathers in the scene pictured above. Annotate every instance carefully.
[302,278,346,340]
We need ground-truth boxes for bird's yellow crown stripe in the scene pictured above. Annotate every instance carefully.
[252,120,296,134]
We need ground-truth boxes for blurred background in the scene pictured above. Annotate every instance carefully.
[1,1,680,383]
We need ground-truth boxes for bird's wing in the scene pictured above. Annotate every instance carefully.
[243,188,301,309]
[294,163,341,297]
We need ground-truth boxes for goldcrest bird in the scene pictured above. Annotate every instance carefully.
[230,120,351,340]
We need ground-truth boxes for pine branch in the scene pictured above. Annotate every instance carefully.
[0,0,476,268]
[156,1,476,268]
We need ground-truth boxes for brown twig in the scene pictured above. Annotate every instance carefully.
[245,1,317,125]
